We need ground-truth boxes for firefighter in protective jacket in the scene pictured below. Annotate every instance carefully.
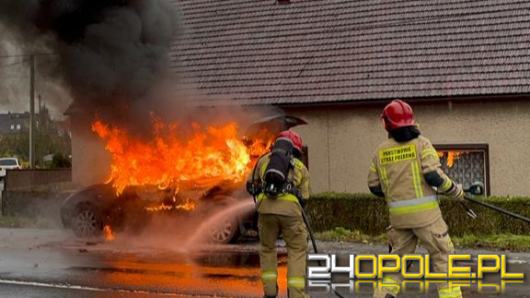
[368,100,464,298]
[247,130,310,298]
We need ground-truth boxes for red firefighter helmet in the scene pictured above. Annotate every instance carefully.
[278,130,303,152]
[381,99,415,131]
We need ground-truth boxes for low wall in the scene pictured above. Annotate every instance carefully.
[1,190,71,227]
[4,169,71,191]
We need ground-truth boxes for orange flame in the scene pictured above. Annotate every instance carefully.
[438,150,465,168]
[92,117,272,195]
[446,151,461,168]
[103,225,115,241]
[145,199,196,212]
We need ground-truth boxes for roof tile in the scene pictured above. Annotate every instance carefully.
[171,0,530,104]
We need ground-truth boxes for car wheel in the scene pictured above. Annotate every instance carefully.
[72,203,103,238]
[207,217,239,244]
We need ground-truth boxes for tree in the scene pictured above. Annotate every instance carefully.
[0,132,29,160]
[51,152,71,168]
[0,125,71,168]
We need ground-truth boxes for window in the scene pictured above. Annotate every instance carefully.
[434,144,490,195]
[10,124,14,130]
[16,124,21,130]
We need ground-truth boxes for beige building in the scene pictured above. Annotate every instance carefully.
[69,0,530,196]
[168,0,530,196]
[288,100,530,195]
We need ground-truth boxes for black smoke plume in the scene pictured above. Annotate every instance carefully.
[0,0,178,114]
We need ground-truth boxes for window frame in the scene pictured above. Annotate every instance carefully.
[433,143,490,195]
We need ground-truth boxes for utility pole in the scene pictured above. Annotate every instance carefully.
[29,54,36,168]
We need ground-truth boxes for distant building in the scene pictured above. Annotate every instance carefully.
[0,112,29,134]
[0,103,59,135]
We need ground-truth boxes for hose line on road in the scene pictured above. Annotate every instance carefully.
[301,208,347,298]
[464,195,530,224]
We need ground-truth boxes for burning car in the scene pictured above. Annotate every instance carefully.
[60,114,306,243]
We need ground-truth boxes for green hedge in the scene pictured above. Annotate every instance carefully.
[306,193,530,237]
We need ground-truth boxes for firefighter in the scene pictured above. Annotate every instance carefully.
[368,100,464,298]
[247,130,310,298]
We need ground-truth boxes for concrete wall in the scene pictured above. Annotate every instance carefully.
[2,190,68,225]
[288,100,530,196]
[5,169,71,191]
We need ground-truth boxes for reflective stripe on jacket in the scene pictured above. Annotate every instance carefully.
[368,135,451,228]
[249,153,310,217]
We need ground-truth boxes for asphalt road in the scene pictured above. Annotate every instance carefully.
[0,228,528,298]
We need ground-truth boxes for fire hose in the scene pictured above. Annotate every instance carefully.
[300,207,347,298]
[461,182,530,224]
[300,208,319,255]
[463,195,530,224]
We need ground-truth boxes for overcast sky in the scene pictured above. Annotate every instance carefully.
[0,26,71,119]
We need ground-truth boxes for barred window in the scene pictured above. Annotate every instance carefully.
[434,144,490,195]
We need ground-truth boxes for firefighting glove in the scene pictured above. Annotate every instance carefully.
[446,182,465,201]
[291,188,306,208]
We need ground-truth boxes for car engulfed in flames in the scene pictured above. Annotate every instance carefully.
[91,117,268,196]
[60,114,306,243]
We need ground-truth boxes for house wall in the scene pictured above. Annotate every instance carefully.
[288,100,530,196]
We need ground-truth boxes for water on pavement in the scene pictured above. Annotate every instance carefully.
[0,228,528,298]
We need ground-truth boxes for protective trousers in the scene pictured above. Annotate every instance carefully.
[258,213,309,298]
[373,217,462,298]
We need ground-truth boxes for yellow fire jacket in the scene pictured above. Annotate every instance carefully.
[249,153,310,217]
[368,136,455,228]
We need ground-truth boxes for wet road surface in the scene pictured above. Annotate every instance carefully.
[0,228,528,297]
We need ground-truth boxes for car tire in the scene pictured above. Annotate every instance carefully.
[71,202,103,238]
[207,216,240,244]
